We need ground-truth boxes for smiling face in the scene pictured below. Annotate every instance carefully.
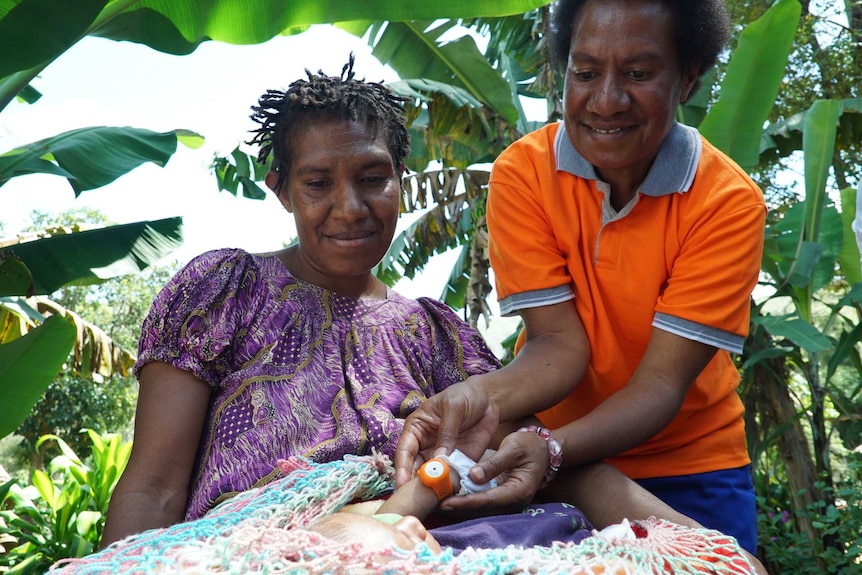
[563,0,697,198]
[266,116,401,298]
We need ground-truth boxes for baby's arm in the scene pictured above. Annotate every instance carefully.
[376,459,462,520]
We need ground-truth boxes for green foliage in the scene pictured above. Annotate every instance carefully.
[14,374,137,469]
[0,127,203,196]
[0,316,76,439]
[757,456,862,574]
[0,430,131,573]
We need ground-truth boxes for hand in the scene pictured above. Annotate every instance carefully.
[438,427,549,515]
[395,376,499,488]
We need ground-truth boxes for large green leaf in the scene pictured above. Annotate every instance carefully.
[762,201,843,293]
[0,127,203,195]
[0,0,552,110]
[389,79,516,168]
[0,253,33,297]
[341,20,519,124]
[0,217,183,295]
[0,314,75,438]
[838,186,862,285]
[0,0,109,78]
[96,0,552,51]
[212,147,269,200]
[802,99,840,242]
[752,313,832,354]
[698,0,800,168]
[761,99,862,160]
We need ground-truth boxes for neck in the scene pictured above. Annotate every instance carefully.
[277,247,386,300]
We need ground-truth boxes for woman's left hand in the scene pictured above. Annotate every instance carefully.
[438,427,550,515]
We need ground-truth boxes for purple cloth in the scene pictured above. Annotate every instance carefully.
[429,503,594,553]
[135,248,501,520]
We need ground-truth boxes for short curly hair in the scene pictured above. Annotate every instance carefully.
[248,54,411,192]
[549,0,731,99]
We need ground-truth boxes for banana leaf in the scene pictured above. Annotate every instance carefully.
[698,0,800,168]
[0,314,75,438]
[0,127,203,196]
[0,0,554,111]
[0,217,183,296]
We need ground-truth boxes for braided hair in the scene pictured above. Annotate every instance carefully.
[248,54,411,192]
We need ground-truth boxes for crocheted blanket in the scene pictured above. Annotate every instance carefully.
[49,454,757,574]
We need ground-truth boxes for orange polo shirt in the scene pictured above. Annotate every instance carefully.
[487,122,766,479]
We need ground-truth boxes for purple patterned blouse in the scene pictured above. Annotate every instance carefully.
[135,248,501,520]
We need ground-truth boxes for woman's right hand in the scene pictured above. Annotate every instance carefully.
[394,375,499,488]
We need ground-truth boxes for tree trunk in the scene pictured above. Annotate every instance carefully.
[741,318,838,571]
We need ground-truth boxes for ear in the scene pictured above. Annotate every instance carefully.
[679,65,699,103]
[264,170,280,192]
[266,171,293,213]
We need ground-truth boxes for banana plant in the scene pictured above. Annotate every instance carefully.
[0,217,183,439]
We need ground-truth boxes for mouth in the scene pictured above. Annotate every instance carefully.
[590,126,624,135]
[326,230,377,247]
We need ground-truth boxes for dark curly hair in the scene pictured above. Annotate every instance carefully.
[549,0,731,100]
[247,54,411,192]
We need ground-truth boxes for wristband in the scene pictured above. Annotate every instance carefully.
[517,425,562,488]
[417,457,454,501]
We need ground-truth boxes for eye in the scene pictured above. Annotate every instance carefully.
[362,174,391,185]
[304,178,330,189]
[569,68,597,82]
[626,70,650,81]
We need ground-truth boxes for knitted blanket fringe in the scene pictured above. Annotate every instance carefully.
[49,454,757,574]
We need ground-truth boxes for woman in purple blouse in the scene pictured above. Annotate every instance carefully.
[101,56,501,545]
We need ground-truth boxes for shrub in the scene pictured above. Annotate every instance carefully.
[757,456,862,574]
[0,430,131,574]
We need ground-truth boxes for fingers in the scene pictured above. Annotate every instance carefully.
[440,480,533,515]
[433,395,462,457]
[394,423,421,487]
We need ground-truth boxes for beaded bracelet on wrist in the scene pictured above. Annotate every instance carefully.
[517,425,563,488]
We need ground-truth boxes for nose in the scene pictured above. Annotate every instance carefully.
[331,180,367,220]
[394,516,443,554]
[395,515,428,543]
[587,74,629,117]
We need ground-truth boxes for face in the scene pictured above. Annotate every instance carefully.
[265,117,401,297]
[307,513,443,554]
[563,0,697,192]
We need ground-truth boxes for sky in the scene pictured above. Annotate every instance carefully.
[0,24,520,350]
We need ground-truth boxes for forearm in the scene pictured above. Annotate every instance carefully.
[555,329,714,466]
[101,476,187,547]
[542,462,700,530]
[101,362,210,548]
[555,377,685,466]
[480,346,579,422]
[376,477,440,520]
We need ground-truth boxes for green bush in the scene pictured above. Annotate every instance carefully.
[757,456,862,574]
[14,374,136,470]
[0,430,131,574]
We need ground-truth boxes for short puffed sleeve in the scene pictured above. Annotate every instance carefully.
[134,249,274,386]
[415,297,501,393]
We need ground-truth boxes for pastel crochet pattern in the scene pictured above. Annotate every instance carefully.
[49,455,758,574]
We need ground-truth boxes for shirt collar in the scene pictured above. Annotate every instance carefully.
[554,121,702,196]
